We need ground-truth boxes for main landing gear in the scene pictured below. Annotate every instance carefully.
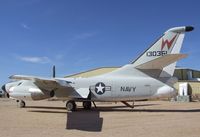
[65,100,135,111]
[82,101,91,110]
[66,100,76,111]
[66,100,93,111]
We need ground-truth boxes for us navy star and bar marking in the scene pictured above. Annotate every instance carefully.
[90,82,111,95]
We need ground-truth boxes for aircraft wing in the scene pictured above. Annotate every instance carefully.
[9,75,72,90]
[9,75,90,99]
[135,54,187,70]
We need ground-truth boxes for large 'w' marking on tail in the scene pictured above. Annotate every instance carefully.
[161,35,177,50]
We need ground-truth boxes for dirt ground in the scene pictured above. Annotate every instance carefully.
[0,98,200,137]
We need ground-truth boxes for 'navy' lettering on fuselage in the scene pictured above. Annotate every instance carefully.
[146,51,167,57]
[121,87,136,92]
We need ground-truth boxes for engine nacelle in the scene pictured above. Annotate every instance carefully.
[9,87,54,101]
[6,80,54,101]
[31,90,54,100]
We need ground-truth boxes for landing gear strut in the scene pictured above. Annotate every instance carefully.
[121,101,134,108]
[66,100,76,111]
[83,101,91,110]
[19,100,26,108]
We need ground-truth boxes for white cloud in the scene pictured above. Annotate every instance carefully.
[20,23,31,30]
[19,56,51,64]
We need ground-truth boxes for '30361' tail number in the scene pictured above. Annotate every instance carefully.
[146,51,167,57]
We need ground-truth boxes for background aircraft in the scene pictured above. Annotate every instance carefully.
[1,26,194,111]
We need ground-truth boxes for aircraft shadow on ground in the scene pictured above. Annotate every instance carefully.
[26,106,66,110]
[28,110,66,114]
[28,107,103,132]
[96,107,200,113]
[27,104,200,132]
[26,103,157,114]
[27,106,67,114]
[27,105,200,113]
[26,103,158,111]
[26,103,200,113]
[66,111,103,132]
[128,108,200,113]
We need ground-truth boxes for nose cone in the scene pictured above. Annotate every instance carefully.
[1,84,10,98]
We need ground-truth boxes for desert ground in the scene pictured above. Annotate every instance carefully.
[0,98,200,137]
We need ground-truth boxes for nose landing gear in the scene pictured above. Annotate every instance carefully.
[17,100,26,108]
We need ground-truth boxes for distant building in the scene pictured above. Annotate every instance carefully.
[174,68,200,81]
[174,68,200,101]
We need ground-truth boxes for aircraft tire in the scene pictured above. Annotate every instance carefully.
[83,101,91,110]
[66,100,76,111]
[19,100,26,108]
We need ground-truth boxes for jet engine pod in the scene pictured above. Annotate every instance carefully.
[30,89,54,100]
[8,85,54,101]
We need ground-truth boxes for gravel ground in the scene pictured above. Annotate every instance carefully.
[0,98,200,137]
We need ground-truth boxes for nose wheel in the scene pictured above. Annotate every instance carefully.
[19,100,26,108]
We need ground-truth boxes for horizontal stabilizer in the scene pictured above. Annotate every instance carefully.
[135,54,187,70]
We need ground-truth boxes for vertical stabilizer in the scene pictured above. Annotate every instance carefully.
[131,26,194,77]
[105,26,194,77]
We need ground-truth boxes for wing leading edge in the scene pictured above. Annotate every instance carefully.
[9,75,71,90]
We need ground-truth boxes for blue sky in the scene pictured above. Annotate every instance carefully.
[0,0,200,84]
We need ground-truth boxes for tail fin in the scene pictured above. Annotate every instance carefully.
[104,26,194,78]
[131,26,194,77]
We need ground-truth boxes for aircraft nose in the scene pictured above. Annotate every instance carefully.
[1,84,10,98]
[1,84,6,92]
